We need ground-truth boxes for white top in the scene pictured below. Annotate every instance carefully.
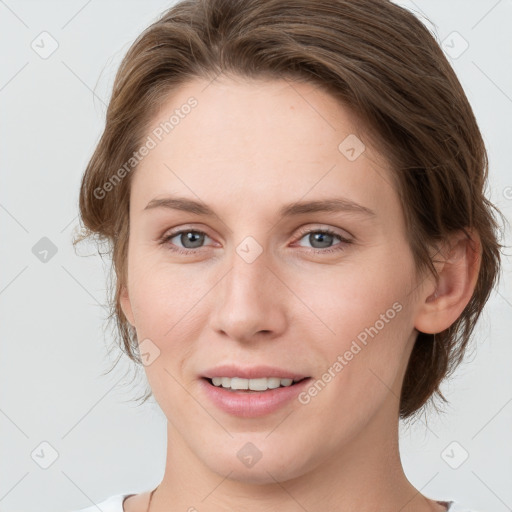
[72,493,484,512]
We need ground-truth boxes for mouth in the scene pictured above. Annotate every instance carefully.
[199,374,313,417]
[202,376,310,393]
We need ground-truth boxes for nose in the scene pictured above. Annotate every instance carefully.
[208,243,288,344]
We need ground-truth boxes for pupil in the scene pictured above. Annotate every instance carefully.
[311,232,332,248]
[182,231,204,248]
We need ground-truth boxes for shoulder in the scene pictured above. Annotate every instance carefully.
[445,501,485,512]
[71,492,141,512]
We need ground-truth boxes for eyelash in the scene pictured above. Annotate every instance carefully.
[158,226,352,256]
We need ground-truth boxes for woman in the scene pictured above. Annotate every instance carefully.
[73,0,504,510]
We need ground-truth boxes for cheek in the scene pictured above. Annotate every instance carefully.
[292,259,408,338]
[126,257,208,414]
[290,250,414,383]
[291,267,412,439]
[127,253,209,338]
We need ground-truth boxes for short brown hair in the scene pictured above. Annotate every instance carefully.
[74,0,506,420]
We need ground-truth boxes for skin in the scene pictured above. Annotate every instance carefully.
[120,76,481,512]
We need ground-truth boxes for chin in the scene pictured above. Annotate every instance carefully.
[198,435,315,485]
[207,458,306,486]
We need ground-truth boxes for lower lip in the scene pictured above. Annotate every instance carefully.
[199,377,312,418]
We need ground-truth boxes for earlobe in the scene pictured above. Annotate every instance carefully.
[414,229,481,334]
[120,285,136,326]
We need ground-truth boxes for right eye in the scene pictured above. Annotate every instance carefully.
[160,229,215,255]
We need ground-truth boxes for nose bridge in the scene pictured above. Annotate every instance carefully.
[209,236,287,340]
[229,241,271,300]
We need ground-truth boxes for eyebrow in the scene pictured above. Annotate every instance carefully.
[144,196,376,218]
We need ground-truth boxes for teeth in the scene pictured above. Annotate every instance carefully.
[210,376,302,391]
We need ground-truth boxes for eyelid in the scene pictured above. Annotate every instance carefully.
[159,224,350,242]
[160,223,214,240]
[293,223,353,241]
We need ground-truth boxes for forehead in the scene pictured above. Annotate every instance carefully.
[131,76,399,220]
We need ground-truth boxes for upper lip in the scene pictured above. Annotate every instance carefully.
[202,364,309,380]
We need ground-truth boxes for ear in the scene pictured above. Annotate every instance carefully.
[414,229,482,334]
[120,285,136,326]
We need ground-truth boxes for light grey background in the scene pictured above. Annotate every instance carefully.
[0,1,511,511]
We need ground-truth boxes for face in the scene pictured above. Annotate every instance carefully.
[120,76,427,484]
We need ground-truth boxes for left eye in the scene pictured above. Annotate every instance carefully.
[294,228,350,252]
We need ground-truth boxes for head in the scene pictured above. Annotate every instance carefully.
[74,0,504,483]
